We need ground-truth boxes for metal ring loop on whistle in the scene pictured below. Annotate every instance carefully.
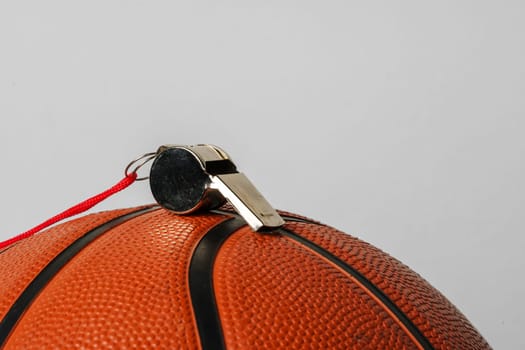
[125,152,157,181]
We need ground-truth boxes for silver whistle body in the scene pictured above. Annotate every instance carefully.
[149,144,284,231]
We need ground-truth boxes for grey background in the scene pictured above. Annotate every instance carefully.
[1,1,523,348]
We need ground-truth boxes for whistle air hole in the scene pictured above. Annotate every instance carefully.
[204,160,237,175]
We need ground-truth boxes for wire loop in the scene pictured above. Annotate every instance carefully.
[125,152,157,181]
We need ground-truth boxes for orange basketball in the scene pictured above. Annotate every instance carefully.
[0,205,490,349]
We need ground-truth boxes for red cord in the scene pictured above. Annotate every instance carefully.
[0,172,138,251]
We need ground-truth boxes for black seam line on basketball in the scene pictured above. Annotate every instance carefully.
[189,217,247,350]
[211,209,434,349]
[278,227,435,350]
[0,206,159,348]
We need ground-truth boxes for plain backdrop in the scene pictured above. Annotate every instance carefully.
[1,1,524,348]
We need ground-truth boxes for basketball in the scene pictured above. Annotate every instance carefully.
[0,204,490,349]
[0,145,492,349]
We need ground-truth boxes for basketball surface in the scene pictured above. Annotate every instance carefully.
[0,205,491,349]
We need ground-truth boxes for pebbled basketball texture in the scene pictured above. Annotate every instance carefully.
[0,205,491,349]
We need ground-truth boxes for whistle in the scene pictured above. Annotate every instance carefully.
[149,144,284,231]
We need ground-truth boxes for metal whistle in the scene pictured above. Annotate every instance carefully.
[149,144,285,232]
